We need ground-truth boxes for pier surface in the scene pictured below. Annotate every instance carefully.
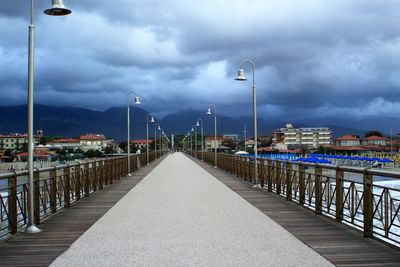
[51,153,331,266]
[1,152,400,266]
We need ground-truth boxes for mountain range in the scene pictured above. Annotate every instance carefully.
[0,105,394,142]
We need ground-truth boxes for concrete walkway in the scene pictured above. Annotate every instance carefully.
[51,153,332,267]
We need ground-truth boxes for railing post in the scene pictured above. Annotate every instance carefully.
[75,163,81,200]
[34,168,40,225]
[267,159,272,192]
[259,159,265,187]
[50,167,57,213]
[315,165,322,215]
[8,173,17,234]
[92,162,98,191]
[298,163,305,205]
[335,166,344,222]
[99,161,104,190]
[276,162,281,194]
[84,161,90,197]
[363,169,373,237]
[64,164,71,208]
[286,161,292,201]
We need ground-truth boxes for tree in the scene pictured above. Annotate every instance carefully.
[300,145,310,155]
[222,138,237,149]
[85,149,102,158]
[365,131,383,138]
[259,136,272,147]
[104,146,115,154]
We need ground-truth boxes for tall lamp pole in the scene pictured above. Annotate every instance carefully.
[193,125,197,158]
[207,104,217,168]
[127,91,141,176]
[146,114,154,165]
[26,0,72,234]
[155,124,160,158]
[235,60,258,186]
[197,119,204,160]
[190,130,193,156]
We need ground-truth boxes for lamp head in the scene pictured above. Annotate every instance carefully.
[196,121,200,127]
[158,125,161,130]
[44,0,72,16]
[235,67,247,81]
[206,107,212,115]
[162,131,165,135]
[134,96,141,105]
[150,116,155,123]
[191,127,194,132]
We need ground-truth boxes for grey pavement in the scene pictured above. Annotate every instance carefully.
[51,152,333,267]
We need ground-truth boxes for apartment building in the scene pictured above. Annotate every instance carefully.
[205,136,224,150]
[0,133,40,151]
[272,123,332,148]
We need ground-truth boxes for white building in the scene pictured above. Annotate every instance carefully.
[272,123,332,148]
[205,136,224,150]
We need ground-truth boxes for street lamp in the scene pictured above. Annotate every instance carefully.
[235,60,259,186]
[192,125,197,158]
[146,114,154,165]
[26,0,72,234]
[127,91,141,176]
[207,104,217,168]
[197,119,204,161]
[155,124,160,158]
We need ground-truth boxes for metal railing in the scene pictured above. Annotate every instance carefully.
[0,150,167,239]
[189,151,400,247]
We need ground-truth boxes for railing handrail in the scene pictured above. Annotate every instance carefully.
[0,155,138,180]
[218,153,400,179]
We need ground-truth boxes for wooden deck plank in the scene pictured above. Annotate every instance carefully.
[192,157,400,267]
[0,157,165,267]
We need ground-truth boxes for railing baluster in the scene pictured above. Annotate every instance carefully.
[299,163,305,205]
[50,167,57,213]
[8,173,17,234]
[315,165,322,215]
[34,168,40,225]
[286,161,292,201]
[363,170,373,237]
[335,167,344,222]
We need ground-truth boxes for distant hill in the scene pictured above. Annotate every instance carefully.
[0,105,393,141]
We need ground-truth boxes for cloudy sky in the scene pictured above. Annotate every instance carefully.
[1,0,400,121]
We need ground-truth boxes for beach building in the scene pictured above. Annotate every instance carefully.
[272,123,332,148]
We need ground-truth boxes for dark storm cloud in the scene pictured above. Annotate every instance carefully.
[1,0,400,120]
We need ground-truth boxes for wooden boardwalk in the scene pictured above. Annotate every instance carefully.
[0,157,164,267]
[192,157,400,267]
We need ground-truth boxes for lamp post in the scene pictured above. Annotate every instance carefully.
[146,114,154,165]
[197,119,204,160]
[207,104,217,168]
[155,124,161,158]
[193,125,198,158]
[235,60,258,186]
[127,91,141,176]
[25,0,72,234]
[189,131,193,156]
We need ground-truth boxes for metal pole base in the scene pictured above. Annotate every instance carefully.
[252,184,261,189]
[25,225,41,234]
[213,166,218,169]
[127,173,132,177]
[147,163,150,166]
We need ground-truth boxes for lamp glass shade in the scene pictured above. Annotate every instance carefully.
[158,126,161,130]
[206,108,212,115]
[44,0,72,16]
[150,116,155,123]
[234,68,247,81]
[134,96,141,105]
[196,121,200,127]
